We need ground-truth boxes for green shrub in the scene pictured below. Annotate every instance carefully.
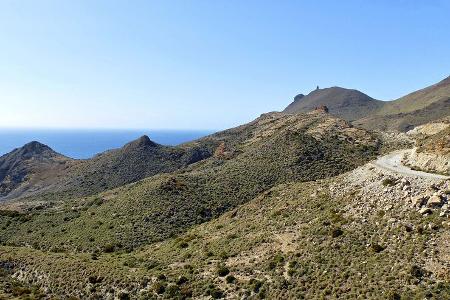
[225,275,236,284]
[208,287,224,299]
[152,282,166,294]
[217,265,230,277]
[410,265,425,278]
[371,243,385,253]
[103,243,115,253]
[176,276,188,285]
[178,241,189,249]
[331,228,343,238]
[382,178,396,186]
[166,284,180,298]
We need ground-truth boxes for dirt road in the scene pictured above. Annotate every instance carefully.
[373,150,449,180]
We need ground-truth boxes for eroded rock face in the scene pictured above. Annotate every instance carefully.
[403,123,450,175]
[406,122,449,136]
[403,148,450,176]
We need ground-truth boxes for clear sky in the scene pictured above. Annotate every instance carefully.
[1,0,449,130]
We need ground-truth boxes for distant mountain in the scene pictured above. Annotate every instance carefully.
[51,135,212,197]
[0,136,212,201]
[1,77,449,299]
[355,76,450,131]
[283,87,384,121]
[0,142,72,200]
[284,76,450,132]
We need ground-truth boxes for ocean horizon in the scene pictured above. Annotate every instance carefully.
[0,129,214,159]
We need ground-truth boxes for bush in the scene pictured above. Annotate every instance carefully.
[331,228,343,238]
[387,291,401,300]
[103,243,115,253]
[208,288,224,299]
[250,279,263,293]
[176,276,188,285]
[166,284,180,298]
[382,178,396,186]
[371,243,385,253]
[157,274,167,281]
[410,265,425,278]
[178,241,189,249]
[152,282,166,294]
[217,265,230,277]
[144,260,159,270]
[225,275,236,283]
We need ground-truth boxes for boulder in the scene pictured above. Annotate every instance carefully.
[419,207,432,215]
[411,195,426,207]
[426,195,443,208]
[400,178,411,186]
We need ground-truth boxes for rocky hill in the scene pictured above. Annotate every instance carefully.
[0,111,380,254]
[0,142,73,201]
[403,119,450,175]
[1,147,448,299]
[354,76,450,131]
[48,135,212,198]
[0,136,213,202]
[0,81,448,299]
[283,87,384,121]
[285,76,450,132]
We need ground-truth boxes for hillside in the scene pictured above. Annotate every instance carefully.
[0,136,213,202]
[284,76,450,132]
[0,142,73,201]
[403,119,450,175]
[354,76,450,131]
[283,87,384,121]
[48,135,212,198]
[380,76,450,115]
[0,111,380,253]
[0,82,448,299]
[0,156,448,299]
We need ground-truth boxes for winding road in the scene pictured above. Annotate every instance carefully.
[373,150,449,180]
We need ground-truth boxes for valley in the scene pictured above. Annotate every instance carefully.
[0,77,449,299]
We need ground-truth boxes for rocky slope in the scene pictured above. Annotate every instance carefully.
[285,76,450,132]
[283,87,384,121]
[403,121,450,175]
[0,154,448,299]
[0,142,73,201]
[48,135,212,198]
[0,135,213,202]
[354,76,450,132]
[0,111,380,253]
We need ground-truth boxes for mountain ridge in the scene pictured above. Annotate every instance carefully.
[0,135,213,201]
[283,86,384,121]
[0,141,72,200]
[284,75,450,131]
[0,79,448,299]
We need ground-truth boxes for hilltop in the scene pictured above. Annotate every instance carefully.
[283,87,384,121]
[0,135,213,202]
[0,111,380,253]
[0,141,73,201]
[0,78,448,299]
[285,76,450,132]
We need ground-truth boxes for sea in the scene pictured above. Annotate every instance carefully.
[0,129,214,159]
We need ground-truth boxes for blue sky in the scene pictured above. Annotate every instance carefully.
[0,0,449,130]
